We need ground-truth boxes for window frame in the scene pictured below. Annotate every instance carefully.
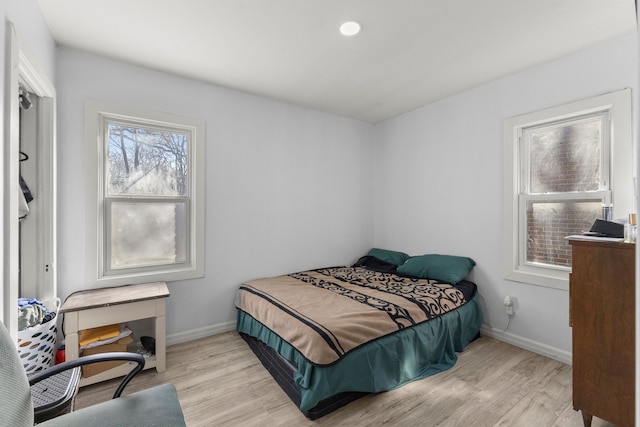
[84,100,205,287]
[503,88,632,290]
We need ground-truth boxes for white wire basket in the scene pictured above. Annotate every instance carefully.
[17,298,61,374]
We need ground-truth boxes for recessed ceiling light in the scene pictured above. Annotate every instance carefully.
[339,21,361,36]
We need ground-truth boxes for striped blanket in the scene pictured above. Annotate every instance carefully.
[236,266,475,366]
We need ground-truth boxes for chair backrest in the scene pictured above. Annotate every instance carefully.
[0,321,34,427]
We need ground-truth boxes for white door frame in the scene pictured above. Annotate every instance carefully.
[3,22,56,339]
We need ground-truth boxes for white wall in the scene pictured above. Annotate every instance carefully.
[5,0,55,79]
[55,47,374,337]
[0,2,7,326]
[373,34,639,360]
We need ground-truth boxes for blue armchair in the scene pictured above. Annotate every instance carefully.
[0,321,186,426]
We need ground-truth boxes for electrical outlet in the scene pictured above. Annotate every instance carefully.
[503,295,514,316]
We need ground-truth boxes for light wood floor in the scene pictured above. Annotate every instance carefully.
[75,332,618,426]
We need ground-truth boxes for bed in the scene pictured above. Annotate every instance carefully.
[235,248,483,419]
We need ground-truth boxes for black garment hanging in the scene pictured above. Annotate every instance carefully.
[20,175,33,203]
[19,151,33,203]
[18,88,34,221]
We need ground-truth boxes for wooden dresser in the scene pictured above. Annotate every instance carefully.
[569,239,635,427]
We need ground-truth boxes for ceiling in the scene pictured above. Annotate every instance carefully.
[36,0,637,123]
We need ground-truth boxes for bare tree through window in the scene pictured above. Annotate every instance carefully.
[106,123,189,270]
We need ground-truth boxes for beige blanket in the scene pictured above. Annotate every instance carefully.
[237,266,468,366]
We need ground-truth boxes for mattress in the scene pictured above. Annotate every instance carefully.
[235,263,483,417]
[238,266,477,365]
[240,332,368,419]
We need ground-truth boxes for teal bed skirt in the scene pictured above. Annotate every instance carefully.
[236,292,483,412]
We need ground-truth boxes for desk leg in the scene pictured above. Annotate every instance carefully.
[65,332,79,360]
[155,313,166,372]
[64,312,80,361]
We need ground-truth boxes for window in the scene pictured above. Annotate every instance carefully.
[85,100,205,286]
[503,89,632,289]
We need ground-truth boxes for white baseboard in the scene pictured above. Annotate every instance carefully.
[166,320,237,346]
[480,325,572,365]
[166,321,572,366]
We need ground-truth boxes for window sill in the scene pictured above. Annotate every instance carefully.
[504,269,569,291]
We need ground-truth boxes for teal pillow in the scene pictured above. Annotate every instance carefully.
[367,248,410,266]
[397,254,476,284]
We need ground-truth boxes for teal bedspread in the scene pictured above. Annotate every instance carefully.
[236,292,483,412]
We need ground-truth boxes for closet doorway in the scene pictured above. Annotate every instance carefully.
[3,22,57,337]
[19,88,55,303]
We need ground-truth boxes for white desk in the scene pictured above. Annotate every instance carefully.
[60,282,169,387]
